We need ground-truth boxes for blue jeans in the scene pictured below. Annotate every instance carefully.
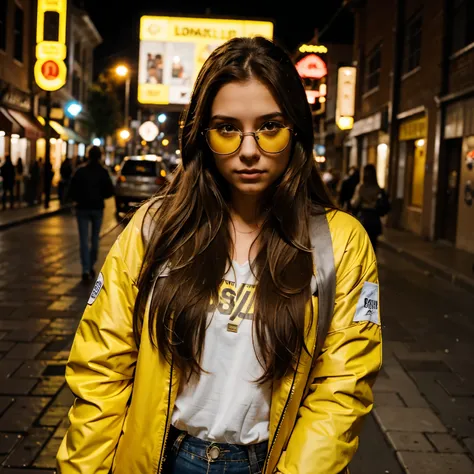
[163,426,268,473]
[76,209,103,274]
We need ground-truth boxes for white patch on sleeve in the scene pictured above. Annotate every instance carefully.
[88,272,104,306]
[353,281,380,324]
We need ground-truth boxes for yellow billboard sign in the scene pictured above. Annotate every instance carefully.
[138,16,274,105]
[34,0,68,92]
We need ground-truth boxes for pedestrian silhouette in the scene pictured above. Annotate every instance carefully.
[59,157,73,204]
[1,155,15,210]
[68,146,115,281]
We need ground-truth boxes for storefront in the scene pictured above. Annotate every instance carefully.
[0,84,45,171]
[396,115,428,235]
[0,107,23,162]
[349,109,390,189]
[35,118,87,184]
[437,97,474,253]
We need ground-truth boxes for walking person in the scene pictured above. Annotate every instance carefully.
[339,165,360,212]
[351,163,390,252]
[1,155,15,210]
[15,157,24,205]
[68,146,114,282]
[57,37,382,474]
[59,157,73,204]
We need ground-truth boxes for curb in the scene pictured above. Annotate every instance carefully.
[378,238,474,294]
[0,204,73,231]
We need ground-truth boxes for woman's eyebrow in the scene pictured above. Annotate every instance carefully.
[210,112,284,121]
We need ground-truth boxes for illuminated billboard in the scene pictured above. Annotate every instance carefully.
[336,67,357,130]
[138,16,274,105]
[34,0,68,92]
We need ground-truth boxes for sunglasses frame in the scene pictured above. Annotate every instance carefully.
[202,126,295,155]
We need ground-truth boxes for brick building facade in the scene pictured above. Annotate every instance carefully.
[334,0,474,254]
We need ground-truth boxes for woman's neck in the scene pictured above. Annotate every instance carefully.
[230,192,263,228]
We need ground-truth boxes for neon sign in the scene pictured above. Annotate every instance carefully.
[295,54,327,80]
[34,0,68,91]
[299,44,328,54]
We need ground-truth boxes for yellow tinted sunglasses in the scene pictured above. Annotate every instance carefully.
[204,124,294,155]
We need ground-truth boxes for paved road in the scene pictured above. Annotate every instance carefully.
[0,202,472,473]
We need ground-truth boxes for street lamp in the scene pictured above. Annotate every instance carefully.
[119,129,131,140]
[115,64,131,129]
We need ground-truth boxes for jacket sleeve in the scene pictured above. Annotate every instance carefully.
[276,220,382,474]
[56,208,146,473]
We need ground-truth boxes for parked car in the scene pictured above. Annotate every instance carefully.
[114,154,169,215]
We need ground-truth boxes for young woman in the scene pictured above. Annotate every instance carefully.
[351,164,388,252]
[57,37,382,474]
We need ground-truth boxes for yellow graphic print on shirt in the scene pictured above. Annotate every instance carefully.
[209,279,256,333]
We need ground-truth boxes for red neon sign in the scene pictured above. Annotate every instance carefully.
[296,54,328,79]
[41,60,60,80]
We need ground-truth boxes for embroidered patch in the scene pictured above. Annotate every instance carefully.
[353,281,380,324]
[88,272,104,306]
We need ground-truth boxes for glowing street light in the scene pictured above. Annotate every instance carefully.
[162,138,169,146]
[115,65,129,77]
[115,64,131,127]
[158,113,167,124]
[119,129,131,140]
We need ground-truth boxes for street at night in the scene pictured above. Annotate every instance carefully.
[1,0,474,472]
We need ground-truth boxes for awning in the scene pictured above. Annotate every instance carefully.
[0,107,23,136]
[36,116,68,140]
[43,119,86,144]
[7,109,45,140]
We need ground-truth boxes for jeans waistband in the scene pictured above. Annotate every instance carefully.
[168,425,268,463]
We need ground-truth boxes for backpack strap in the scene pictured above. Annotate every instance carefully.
[310,210,337,366]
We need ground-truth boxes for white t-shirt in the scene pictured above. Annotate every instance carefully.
[171,261,272,445]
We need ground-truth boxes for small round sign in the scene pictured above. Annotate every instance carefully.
[41,60,60,80]
[139,121,159,142]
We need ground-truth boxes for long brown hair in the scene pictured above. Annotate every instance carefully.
[133,37,335,383]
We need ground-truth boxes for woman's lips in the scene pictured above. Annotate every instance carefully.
[235,169,266,180]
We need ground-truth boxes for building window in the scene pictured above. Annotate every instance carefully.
[0,1,7,51]
[405,13,422,72]
[365,43,382,92]
[13,5,24,62]
[451,0,474,53]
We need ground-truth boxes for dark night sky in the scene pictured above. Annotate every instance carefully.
[83,0,350,74]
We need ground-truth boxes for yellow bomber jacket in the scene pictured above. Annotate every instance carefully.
[57,204,382,474]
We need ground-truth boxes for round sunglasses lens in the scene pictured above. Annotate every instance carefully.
[257,128,291,153]
[207,129,241,154]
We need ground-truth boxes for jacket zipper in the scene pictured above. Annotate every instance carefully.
[262,367,298,473]
[157,358,174,474]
